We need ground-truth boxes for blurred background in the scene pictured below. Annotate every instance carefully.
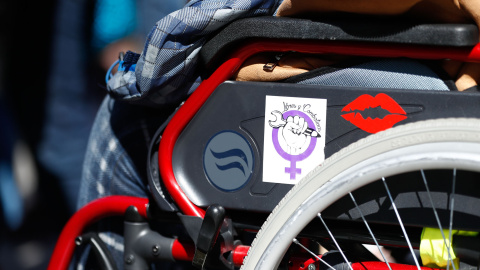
[0,0,184,269]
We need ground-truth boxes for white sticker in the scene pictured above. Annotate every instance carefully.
[263,96,327,185]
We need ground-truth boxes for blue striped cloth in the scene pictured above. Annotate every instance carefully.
[107,0,282,107]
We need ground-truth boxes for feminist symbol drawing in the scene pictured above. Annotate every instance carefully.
[263,96,327,185]
[270,110,319,179]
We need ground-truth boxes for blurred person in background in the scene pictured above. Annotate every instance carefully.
[39,0,186,215]
[0,0,184,269]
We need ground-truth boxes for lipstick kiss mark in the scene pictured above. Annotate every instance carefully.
[342,93,407,133]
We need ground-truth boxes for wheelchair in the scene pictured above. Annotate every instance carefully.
[49,16,480,270]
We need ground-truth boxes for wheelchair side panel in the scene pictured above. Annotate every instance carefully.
[171,81,480,212]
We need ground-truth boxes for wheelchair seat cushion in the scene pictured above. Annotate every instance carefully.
[200,16,478,72]
[284,58,455,91]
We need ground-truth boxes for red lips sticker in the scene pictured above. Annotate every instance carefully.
[342,93,407,133]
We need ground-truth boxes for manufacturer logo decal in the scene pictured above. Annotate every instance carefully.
[341,93,407,133]
[204,131,254,191]
[263,96,327,185]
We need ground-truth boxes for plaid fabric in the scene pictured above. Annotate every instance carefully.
[107,0,282,107]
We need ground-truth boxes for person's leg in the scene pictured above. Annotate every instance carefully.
[76,95,172,269]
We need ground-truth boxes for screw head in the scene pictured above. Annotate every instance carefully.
[152,245,160,255]
[125,254,135,264]
[308,263,316,270]
[75,237,83,246]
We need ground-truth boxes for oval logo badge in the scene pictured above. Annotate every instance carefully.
[204,131,254,192]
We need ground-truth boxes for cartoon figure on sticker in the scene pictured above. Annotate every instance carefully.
[263,96,327,185]
[270,110,320,154]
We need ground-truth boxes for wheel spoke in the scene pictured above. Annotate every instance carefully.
[447,169,457,270]
[381,177,421,270]
[349,192,393,270]
[420,170,457,270]
[293,238,335,270]
[317,213,353,270]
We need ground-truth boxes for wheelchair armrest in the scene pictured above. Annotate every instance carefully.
[200,16,478,70]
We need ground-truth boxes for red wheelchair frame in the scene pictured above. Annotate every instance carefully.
[48,38,480,270]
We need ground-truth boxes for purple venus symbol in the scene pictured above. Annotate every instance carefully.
[272,110,317,180]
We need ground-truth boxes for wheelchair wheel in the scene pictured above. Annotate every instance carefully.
[241,118,480,270]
